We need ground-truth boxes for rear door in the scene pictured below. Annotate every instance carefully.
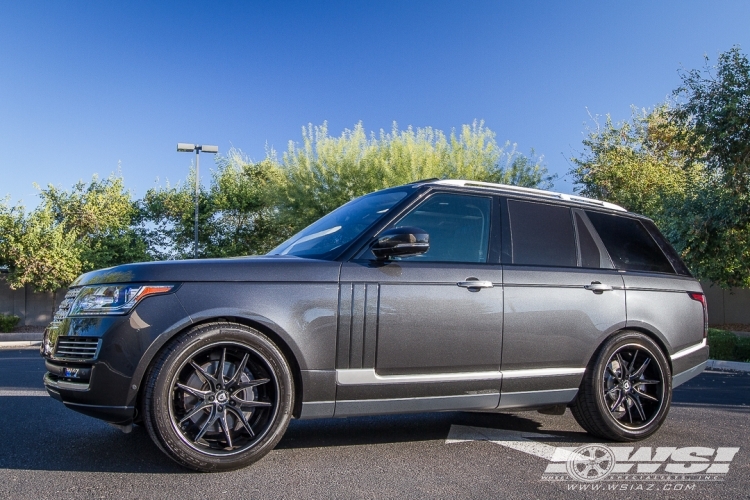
[499,198,627,409]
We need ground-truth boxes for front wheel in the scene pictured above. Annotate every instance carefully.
[142,322,294,471]
[571,331,671,441]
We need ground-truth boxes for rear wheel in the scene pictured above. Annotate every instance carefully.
[142,322,294,471]
[571,331,671,441]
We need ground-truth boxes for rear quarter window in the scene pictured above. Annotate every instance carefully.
[585,211,675,274]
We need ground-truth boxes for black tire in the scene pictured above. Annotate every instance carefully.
[570,331,672,442]
[142,322,294,472]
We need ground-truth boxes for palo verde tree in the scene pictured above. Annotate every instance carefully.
[279,120,555,229]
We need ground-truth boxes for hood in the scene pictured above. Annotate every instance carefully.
[71,255,342,287]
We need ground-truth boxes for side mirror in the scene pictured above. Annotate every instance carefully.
[372,226,429,260]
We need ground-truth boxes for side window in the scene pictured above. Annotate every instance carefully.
[585,211,675,274]
[508,200,577,267]
[393,193,491,263]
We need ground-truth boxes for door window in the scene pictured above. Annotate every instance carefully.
[508,200,577,267]
[392,193,491,263]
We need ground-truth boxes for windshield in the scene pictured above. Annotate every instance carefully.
[269,187,412,259]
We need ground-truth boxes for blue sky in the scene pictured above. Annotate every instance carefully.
[1,1,749,205]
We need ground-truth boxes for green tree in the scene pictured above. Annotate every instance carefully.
[571,47,750,288]
[570,106,702,219]
[0,200,82,291]
[39,173,149,272]
[280,121,555,229]
[137,150,288,259]
[673,46,750,194]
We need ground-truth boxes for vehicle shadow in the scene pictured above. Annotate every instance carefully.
[0,395,587,474]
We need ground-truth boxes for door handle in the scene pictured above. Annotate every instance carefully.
[457,280,494,289]
[584,281,613,293]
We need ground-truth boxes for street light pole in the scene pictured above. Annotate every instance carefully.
[177,143,219,259]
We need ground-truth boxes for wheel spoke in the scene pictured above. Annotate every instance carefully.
[179,401,210,424]
[235,398,273,410]
[616,353,629,377]
[227,353,250,387]
[194,406,218,442]
[217,408,233,449]
[630,350,638,375]
[606,365,621,382]
[175,382,209,400]
[635,378,660,386]
[235,378,271,391]
[605,386,620,397]
[625,396,634,423]
[635,388,659,402]
[227,406,256,438]
[609,391,625,412]
[190,361,218,388]
[632,357,651,378]
[631,394,647,420]
[217,348,227,388]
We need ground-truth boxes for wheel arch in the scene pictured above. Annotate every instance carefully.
[131,313,306,419]
[586,326,673,373]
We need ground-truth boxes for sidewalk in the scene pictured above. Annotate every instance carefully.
[0,328,43,349]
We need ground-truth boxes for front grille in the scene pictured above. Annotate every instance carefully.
[49,287,82,327]
[55,337,100,360]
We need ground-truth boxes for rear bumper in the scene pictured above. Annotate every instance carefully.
[671,341,709,388]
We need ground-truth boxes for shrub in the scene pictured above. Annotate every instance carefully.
[736,337,750,363]
[707,328,739,361]
[0,313,20,333]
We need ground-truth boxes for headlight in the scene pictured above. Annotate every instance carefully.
[69,284,174,316]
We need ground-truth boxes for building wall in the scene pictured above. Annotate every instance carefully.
[0,279,67,326]
[702,282,750,326]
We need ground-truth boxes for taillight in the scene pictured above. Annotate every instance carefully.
[688,292,708,339]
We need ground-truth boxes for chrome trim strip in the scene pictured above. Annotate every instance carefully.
[337,368,503,385]
[336,367,585,385]
[670,339,707,360]
[501,367,585,379]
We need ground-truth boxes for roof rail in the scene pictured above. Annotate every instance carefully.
[428,179,627,212]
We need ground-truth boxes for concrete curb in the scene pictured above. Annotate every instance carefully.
[0,340,41,349]
[0,332,44,342]
[706,359,750,373]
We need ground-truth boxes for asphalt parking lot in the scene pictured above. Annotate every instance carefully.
[1,348,748,499]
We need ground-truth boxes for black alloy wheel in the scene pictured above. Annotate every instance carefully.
[571,331,672,441]
[142,322,294,471]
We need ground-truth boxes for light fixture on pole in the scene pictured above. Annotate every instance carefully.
[177,143,219,258]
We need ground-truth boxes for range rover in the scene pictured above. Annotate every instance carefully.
[41,179,709,471]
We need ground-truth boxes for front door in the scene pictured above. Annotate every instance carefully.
[335,191,504,415]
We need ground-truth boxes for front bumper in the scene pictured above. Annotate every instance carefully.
[41,292,191,424]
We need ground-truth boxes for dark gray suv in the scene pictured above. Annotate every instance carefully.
[41,179,708,471]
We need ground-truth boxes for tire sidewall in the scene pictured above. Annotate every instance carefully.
[592,332,672,441]
[150,324,294,471]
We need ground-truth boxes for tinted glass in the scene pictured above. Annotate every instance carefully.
[585,211,675,273]
[394,193,491,263]
[640,219,692,276]
[508,200,577,267]
[269,188,410,259]
[575,213,603,268]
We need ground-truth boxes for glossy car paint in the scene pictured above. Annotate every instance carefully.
[41,182,709,427]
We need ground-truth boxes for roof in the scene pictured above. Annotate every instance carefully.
[424,179,628,213]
